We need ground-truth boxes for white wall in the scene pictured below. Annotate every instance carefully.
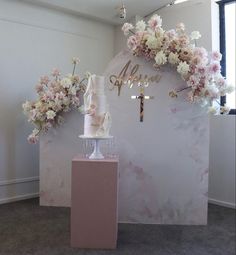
[209,115,235,208]
[0,0,235,208]
[0,0,114,204]
[114,0,235,208]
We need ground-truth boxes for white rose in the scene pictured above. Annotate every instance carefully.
[46,110,56,120]
[146,35,161,49]
[168,52,180,65]
[61,78,72,88]
[155,51,167,66]
[190,31,201,40]
[136,20,146,32]
[177,61,190,76]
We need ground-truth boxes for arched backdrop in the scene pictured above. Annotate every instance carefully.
[40,50,209,225]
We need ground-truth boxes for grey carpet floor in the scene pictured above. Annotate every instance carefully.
[0,199,235,255]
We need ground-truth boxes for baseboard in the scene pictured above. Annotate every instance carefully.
[208,198,236,209]
[1,193,235,210]
[0,193,39,205]
[0,176,39,186]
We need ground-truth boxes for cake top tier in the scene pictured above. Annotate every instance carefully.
[86,74,105,94]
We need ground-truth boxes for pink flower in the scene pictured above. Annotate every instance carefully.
[127,35,138,51]
[193,47,208,58]
[178,35,189,47]
[122,23,134,35]
[187,75,200,88]
[51,68,61,77]
[40,76,50,85]
[35,83,44,93]
[56,91,66,100]
[27,133,39,144]
[165,29,177,40]
[176,23,185,32]
[209,62,221,74]
[211,51,222,61]
[191,55,208,66]
[197,66,207,75]
[45,90,54,100]
[148,14,162,31]
[215,76,227,88]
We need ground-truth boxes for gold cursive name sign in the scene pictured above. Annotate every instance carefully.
[109,60,162,96]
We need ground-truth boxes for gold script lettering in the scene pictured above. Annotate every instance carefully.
[109,60,161,96]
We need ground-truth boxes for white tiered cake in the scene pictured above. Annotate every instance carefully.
[83,74,111,137]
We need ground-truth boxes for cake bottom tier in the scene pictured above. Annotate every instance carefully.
[84,114,106,137]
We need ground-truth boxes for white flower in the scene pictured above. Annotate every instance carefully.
[177,61,190,76]
[146,35,161,49]
[190,31,201,40]
[208,106,217,115]
[225,85,235,94]
[207,85,219,99]
[72,57,80,65]
[168,52,180,65]
[70,86,77,96]
[220,85,235,96]
[61,78,72,88]
[22,101,32,114]
[155,51,167,66]
[122,23,134,36]
[136,20,146,32]
[176,23,185,32]
[85,71,92,79]
[34,101,43,109]
[46,110,56,120]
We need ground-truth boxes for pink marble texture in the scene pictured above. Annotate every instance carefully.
[71,156,118,249]
[40,50,209,225]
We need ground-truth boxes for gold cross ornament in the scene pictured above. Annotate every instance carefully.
[131,87,154,122]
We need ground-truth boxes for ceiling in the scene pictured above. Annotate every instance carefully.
[25,0,172,25]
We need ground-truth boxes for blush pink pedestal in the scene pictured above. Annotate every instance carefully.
[71,155,119,249]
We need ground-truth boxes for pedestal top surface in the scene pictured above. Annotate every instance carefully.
[72,154,119,163]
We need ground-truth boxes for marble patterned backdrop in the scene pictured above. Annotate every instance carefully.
[40,50,209,225]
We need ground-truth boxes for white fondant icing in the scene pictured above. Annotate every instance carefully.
[83,74,112,137]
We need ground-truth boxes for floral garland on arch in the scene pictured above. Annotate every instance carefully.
[22,58,88,144]
[122,15,234,114]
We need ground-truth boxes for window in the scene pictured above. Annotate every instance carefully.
[219,0,236,114]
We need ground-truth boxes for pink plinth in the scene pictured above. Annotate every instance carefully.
[71,155,119,249]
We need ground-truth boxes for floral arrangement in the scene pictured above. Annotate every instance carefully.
[122,15,234,114]
[22,58,87,144]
